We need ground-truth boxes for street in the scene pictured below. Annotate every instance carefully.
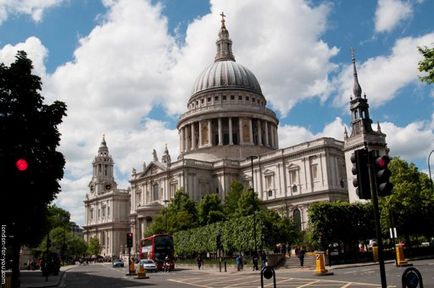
[59,259,434,287]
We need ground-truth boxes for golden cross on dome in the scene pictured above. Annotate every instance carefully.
[220,12,226,25]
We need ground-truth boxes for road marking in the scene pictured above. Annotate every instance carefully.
[297,280,320,287]
[340,283,352,288]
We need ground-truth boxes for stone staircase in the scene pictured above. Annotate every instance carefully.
[280,254,315,269]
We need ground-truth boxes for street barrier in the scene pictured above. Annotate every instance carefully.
[314,251,333,276]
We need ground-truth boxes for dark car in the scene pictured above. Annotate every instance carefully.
[112,259,124,268]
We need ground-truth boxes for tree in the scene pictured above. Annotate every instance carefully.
[87,237,101,256]
[144,189,198,236]
[197,193,225,225]
[381,157,434,242]
[224,180,245,217]
[418,45,434,84]
[236,188,260,217]
[308,201,375,251]
[1,51,67,285]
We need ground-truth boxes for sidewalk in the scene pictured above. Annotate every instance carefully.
[18,265,75,288]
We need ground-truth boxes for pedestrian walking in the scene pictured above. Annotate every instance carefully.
[196,255,202,270]
[252,253,259,271]
[236,255,241,271]
[298,246,305,267]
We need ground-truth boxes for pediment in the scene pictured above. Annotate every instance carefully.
[140,161,167,177]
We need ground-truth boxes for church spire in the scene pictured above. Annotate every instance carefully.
[98,134,109,155]
[215,12,236,62]
[352,48,362,98]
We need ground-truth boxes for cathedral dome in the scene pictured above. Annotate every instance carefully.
[191,60,262,96]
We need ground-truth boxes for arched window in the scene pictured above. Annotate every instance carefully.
[293,208,301,231]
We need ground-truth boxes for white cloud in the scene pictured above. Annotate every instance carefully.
[333,33,434,108]
[375,0,413,33]
[278,117,346,148]
[0,0,64,24]
[0,36,48,79]
[166,0,339,116]
[381,119,434,163]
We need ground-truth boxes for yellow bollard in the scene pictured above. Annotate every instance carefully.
[395,244,411,267]
[372,246,378,262]
[135,262,149,279]
[314,251,333,276]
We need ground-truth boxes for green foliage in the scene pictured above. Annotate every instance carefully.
[224,180,245,217]
[174,215,264,256]
[145,189,198,237]
[381,157,434,239]
[418,45,434,84]
[87,237,101,256]
[236,188,260,216]
[198,193,225,225]
[308,201,375,250]
[0,51,67,247]
[38,227,87,259]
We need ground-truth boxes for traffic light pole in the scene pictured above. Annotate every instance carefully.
[367,149,387,288]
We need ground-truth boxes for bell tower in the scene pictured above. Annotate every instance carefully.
[344,51,388,202]
[89,135,117,195]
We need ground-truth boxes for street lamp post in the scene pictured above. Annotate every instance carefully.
[247,155,258,255]
[428,149,434,192]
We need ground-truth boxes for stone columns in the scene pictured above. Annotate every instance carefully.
[198,121,202,147]
[258,119,262,145]
[229,117,233,145]
[249,119,254,145]
[264,121,269,147]
[208,120,212,147]
[239,118,244,144]
[191,123,195,150]
[180,128,184,152]
[218,118,223,145]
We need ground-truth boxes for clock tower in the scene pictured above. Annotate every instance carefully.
[89,135,117,194]
[83,135,130,257]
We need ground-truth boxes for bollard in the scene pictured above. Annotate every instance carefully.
[314,251,333,276]
[372,246,378,262]
[135,263,149,279]
[260,266,276,288]
[402,267,423,288]
[396,244,412,267]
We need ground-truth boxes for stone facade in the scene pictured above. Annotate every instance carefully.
[84,18,387,256]
[83,136,130,257]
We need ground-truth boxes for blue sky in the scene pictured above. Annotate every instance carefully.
[1,0,433,225]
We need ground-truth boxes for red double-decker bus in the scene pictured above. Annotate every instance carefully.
[140,234,174,270]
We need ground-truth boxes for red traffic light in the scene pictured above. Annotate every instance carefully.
[375,155,390,169]
[16,159,28,171]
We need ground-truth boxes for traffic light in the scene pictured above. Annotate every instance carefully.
[127,232,133,248]
[351,149,371,200]
[375,155,393,197]
[16,158,29,171]
[216,234,222,250]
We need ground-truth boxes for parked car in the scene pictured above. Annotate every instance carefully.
[140,259,157,272]
[112,259,124,268]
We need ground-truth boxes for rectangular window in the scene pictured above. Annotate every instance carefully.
[265,175,273,189]
[289,170,297,184]
[311,164,318,179]
[107,207,110,217]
